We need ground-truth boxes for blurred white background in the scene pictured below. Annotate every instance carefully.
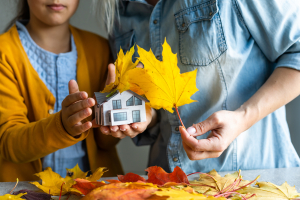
[0,0,299,175]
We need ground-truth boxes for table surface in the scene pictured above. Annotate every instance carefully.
[1,167,300,199]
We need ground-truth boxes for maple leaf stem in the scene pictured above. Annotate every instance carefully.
[59,182,65,200]
[10,178,19,194]
[215,191,248,200]
[231,175,260,193]
[175,105,185,129]
[66,193,71,200]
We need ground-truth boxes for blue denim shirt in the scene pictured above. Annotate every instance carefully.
[109,0,300,174]
[16,21,89,177]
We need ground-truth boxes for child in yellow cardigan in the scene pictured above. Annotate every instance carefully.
[0,0,123,181]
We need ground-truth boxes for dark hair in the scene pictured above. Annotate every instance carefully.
[6,0,30,31]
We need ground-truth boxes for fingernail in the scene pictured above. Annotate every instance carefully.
[111,128,117,132]
[102,128,108,133]
[131,125,138,129]
[120,128,126,131]
[187,127,196,135]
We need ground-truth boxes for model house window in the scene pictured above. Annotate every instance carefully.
[132,110,140,122]
[126,97,134,106]
[114,112,127,121]
[134,97,142,105]
[112,100,122,109]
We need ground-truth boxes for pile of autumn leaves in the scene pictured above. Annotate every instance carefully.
[32,165,300,199]
[2,164,300,200]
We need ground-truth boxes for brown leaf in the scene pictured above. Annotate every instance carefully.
[12,190,51,200]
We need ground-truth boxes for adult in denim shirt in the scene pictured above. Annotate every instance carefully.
[98,0,300,173]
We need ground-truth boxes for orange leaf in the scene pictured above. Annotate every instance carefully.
[118,173,146,183]
[72,179,106,195]
[81,182,159,200]
[146,166,189,186]
[106,179,122,183]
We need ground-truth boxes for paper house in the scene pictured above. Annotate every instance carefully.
[94,90,149,126]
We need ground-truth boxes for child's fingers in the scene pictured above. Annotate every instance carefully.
[62,92,88,107]
[67,108,92,125]
[69,80,80,94]
[65,98,95,116]
[72,121,92,136]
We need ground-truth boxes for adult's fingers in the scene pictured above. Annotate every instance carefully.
[119,124,138,138]
[106,63,116,85]
[191,113,222,137]
[62,92,88,107]
[182,141,222,160]
[100,126,110,134]
[69,80,80,94]
[136,62,144,68]
[180,126,224,152]
[65,98,95,116]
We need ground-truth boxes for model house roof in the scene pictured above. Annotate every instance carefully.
[94,90,149,105]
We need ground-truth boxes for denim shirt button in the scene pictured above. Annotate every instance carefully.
[173,157,178,162]
[175,127,179,131]
[182,23,185,27]
[153,19,158,24]
[209,12,213,16]
[156,55,160,60]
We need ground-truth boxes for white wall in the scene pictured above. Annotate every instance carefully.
[0,0,299,175]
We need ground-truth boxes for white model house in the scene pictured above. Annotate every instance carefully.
[94,90,149,126]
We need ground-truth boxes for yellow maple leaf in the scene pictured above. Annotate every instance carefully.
[102,46,139,93]
[30,164,107,196]
[154,188,226,200]
[0,193,26,200]
[237,181,300,200]
[127,39,198,114]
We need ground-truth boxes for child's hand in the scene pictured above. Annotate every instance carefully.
[61,80,95,137]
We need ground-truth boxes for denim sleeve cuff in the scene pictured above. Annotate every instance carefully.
[275,52,300,71]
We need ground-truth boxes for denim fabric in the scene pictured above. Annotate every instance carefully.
[16,21,89,177]
[110,0,300,174]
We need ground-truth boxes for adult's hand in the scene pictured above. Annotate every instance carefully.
[181,67,300,160]
[99,63,157,139]
[61,80,95,137]
[180,109,246,160]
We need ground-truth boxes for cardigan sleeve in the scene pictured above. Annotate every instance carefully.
[0,62,89,163]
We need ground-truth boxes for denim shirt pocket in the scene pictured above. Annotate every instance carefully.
[111,29,138,62]
[175,0,227,66]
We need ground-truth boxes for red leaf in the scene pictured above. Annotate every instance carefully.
[72,178,106,195]
[146,166,190,186]
[118,173,146,183]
